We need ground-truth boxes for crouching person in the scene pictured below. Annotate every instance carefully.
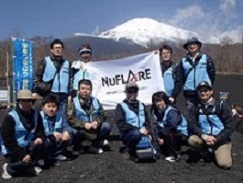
[41,94,73,161]
[186,81,233,169]
[67,79,112,154]
[0,90,45,179]
[151,91,188,163]
[115,83,158,162]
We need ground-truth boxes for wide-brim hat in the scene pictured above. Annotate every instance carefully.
[196,81,212,91]
[183,37,202,50]
[17,89,35,101]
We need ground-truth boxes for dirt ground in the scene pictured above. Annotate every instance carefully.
[1,74,243,183]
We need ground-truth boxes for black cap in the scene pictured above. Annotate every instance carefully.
[196,81,212,91]
[125,82,139,91]
[183,37,202,50]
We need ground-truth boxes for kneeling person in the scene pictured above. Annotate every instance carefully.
[68,79,112,154]
[187,81,233,169]
[41,94,73,161]
[151,91,188,163]
[115,83,158,161]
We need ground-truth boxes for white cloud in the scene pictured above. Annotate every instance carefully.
[164,2,241,43]
[219,0,237,22]
[169,5,205,27]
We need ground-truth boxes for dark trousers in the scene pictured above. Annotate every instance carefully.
[72,122,112,149]
[158,130,187,157]
[121,129,142,151]
[4,143,44,175]
[44,136,70,158]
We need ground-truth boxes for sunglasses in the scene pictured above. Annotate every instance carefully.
[127,90,138,94]
[198,89,210,93]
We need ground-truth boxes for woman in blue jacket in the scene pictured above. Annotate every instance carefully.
[151,91,188,163]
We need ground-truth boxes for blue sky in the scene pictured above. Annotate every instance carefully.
[0,0,242,40]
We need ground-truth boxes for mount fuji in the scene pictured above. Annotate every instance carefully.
[98,18,219,48]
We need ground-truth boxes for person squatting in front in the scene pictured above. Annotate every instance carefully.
[186,81,233,169]
[67,79,112,154]
[40,94,73,162]
[0,90,45,180]
[115,82,158,161]
[151,91,188,163]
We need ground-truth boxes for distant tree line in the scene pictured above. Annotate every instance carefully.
[0,35,242,83]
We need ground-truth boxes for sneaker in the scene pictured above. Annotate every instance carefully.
[165,154,181,163]
[54,154,67,161]
[103,139,109,146]
[2,163,12,180]
[34,166,42,175]
[98,148,104,154]
[37,159,45,167]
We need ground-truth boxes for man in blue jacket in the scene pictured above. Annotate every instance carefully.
[1,90,45,179]
[186,81,233,169]
[41,94,73,161]
[177,37,215,107]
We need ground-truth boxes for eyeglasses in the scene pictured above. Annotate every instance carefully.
[127,90,138,94]
[81,51,91,55]
[198,89,210,93]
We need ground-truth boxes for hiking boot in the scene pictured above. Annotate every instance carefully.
[201,150,213,163]
[186,149,201,163]
[54,154,67,161]
[2,163,12,180]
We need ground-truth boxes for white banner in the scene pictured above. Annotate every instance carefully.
[86,52,164,110]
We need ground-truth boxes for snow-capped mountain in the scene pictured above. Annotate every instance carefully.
[98,18,207,47]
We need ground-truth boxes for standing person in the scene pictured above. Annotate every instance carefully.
[41,94,73,161]
[32,39,72,117]
[177,37,215,107]
[115,82,157,160]
[1,90,45,179]
[186,81,233,169]
[71,44,93,97]
[159,45,181,103]
[151,91,188,163]
[67,79,112,154]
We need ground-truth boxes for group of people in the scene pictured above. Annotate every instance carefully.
[0,37,234,179]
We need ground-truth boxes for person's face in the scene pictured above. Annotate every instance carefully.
[161,49,171,61]
[43,102,58,117]
[51,43,63,56]
[80,51,91,62]
[154,99,166,110]
[198,87,213,102]
[126,88,138,101]
[187,43,200,53]
[18,99,33,111]
[79,84,92,99]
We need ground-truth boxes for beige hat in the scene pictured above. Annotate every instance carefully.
[17,90,35,100]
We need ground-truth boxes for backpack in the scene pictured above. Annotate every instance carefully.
[135,135,160,161]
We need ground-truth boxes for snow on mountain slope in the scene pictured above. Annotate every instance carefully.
[98,18,203,47]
